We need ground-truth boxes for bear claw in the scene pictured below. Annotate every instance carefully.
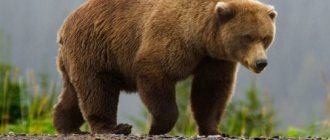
[110,123,132,135]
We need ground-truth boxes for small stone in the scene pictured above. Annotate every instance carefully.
[208,135,221,138]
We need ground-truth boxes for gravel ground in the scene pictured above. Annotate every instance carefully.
[0,134,327,140]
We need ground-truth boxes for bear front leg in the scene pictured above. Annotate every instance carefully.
[191,58,238,136]
[137,70,179,135]
[71,70,131,134]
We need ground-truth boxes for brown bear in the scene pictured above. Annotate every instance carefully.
[53,0,277,135]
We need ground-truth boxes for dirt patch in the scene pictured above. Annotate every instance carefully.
[0,134,326,140]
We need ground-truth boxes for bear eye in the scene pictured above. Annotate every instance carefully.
[241,35,255,43]
[263,36,271,43]
[262,36,273,47]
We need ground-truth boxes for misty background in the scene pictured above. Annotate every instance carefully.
[0,0,329,130]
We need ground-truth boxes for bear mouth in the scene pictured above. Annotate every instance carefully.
[253,66,267,74]
[254,68,264,74]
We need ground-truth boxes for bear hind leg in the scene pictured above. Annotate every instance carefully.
[53,62,85,134]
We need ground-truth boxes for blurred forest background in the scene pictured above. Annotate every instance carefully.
[0,0,330,137]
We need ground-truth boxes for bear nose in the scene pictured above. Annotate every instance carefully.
[255,59,268,70]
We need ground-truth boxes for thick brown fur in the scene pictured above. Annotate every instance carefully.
[53,0,276,135]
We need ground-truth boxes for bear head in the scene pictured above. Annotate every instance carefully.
[205,0,277,73]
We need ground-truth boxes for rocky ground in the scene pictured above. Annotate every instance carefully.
[0,134,327,140]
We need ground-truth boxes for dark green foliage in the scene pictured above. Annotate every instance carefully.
[0,63,59,133]
[0,31,23,124]
[220,82,276,136]
[0,64,24,124]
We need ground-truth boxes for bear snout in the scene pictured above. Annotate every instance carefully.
[255,59,268,72]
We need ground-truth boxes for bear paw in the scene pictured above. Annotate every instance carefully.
[109,123,132,135]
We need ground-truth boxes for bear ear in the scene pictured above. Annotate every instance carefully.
[268,10,277,20]
[215,2,235,23]
[267,5,277,20]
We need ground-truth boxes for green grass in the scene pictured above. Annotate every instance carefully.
[0,65,58,134]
